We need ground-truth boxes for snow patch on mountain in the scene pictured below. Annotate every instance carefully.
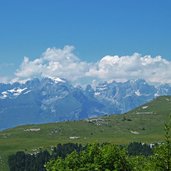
[0,91,8,99]
[48,77,66,83]
[0,87,27,99]
[135,90,141,96]
[8,88,27,96]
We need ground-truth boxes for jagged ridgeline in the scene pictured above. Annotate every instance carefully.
[1,77,171,130]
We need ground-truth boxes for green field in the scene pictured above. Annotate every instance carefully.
[0,96,171,171]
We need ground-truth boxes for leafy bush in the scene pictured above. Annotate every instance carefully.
[45,143,132,171]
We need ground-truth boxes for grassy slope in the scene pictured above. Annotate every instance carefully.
[0,96,171,171]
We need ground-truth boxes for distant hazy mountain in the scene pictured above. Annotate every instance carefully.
[0,77,171,130]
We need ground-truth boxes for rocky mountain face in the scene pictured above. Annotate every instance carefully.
[0,77,171,130]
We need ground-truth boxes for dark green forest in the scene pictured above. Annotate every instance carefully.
[8,143,84,171]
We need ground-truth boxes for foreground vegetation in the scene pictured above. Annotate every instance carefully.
[45,143,170,171]
[8,140,170,171]
[0,96,171,170]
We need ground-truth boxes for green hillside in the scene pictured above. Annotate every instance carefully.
[0,96,171,171]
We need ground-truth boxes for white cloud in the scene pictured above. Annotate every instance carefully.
[86,53,171,83]
[15,45,90,82]
[14,45,171,84]
[15,57,44,78]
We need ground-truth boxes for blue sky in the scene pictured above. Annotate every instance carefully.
[0,0,171,83]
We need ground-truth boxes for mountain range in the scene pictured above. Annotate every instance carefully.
[0,77,171,130]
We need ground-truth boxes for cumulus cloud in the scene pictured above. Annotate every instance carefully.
[14,45,171,84]
[15,45,91,82]
[87,53,171,83]
[15,57,44,78]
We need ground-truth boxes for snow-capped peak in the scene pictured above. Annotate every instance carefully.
[49,77,66,83]
[8,88,27,94]
[0,88,27,99]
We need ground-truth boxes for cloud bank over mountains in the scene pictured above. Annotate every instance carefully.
[9,45,171,84]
